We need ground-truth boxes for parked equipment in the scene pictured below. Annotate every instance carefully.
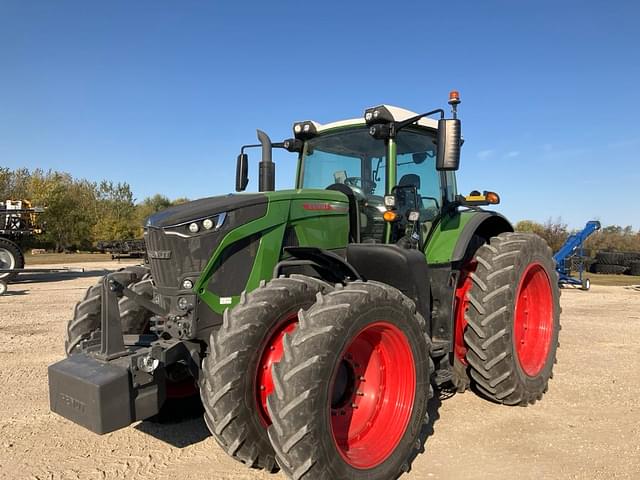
[48,93,561,480]
[0,199,44,282]
[554,220,601,290]
[97,239,146,259]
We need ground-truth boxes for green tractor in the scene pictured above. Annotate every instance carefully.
[48,92,560,479]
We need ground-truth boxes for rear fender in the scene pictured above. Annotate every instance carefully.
[426,210,513,354]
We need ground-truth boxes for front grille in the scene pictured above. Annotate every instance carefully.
[145,227,224,289]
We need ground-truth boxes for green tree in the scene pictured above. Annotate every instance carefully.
[38,173,97,251]
[93,181,136,241]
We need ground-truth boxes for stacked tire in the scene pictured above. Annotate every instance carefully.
[591,251,640,275]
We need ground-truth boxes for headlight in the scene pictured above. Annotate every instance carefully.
[384,195,396,208]
[203,218,214,230]
[177,296,189,310]
[182,279,193,290]
[188,222,199,233]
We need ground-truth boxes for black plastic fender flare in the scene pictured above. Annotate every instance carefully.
[451,211,513,263]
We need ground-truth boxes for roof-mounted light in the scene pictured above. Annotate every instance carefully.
[363,105,395,125]
[292,121,319,140]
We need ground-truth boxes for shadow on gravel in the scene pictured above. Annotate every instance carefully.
[135,396,208,448]
[1,289,28,296]
[135,416,211,448]
[405,383,446,474]
[10,269,113,285]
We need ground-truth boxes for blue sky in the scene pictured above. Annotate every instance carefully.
[1,1,638,229]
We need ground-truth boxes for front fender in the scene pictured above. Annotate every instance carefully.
[426,210,513,265]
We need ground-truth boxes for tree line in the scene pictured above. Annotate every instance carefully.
[515,219,640,254]
[0,167,188,251]
[2,167,638,254]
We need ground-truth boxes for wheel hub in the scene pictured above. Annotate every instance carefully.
[454,261,476,364]
[514,263,553,376]
[330,322,416,469]
[256,313,298,426]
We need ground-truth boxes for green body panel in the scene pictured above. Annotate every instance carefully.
[424,210,476,264]
[195,189,349,314]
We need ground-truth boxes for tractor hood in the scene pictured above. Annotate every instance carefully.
[145,193,268,229]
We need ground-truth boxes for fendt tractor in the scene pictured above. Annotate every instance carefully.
[49,92,560,480]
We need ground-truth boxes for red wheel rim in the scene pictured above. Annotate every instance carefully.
[256,313,298,426]
[330,322,416,469]
[454,261,476,364]
[514,263,553,376]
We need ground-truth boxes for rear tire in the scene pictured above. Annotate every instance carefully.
[199,275,332,472]
[464,233,560,405]
[267,281,432,480]
[0,238,24,282]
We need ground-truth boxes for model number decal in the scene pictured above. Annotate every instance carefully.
[148,250,172,259]
[302,202,348,212]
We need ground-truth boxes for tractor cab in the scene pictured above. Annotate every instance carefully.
[236,94,468,251]
[294,106,458,247]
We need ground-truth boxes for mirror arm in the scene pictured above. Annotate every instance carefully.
[393,109,445,133]
[241,144,261,155]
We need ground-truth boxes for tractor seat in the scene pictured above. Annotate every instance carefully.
[398,173,421,189]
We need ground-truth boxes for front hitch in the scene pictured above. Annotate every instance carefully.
[48,272,174,434]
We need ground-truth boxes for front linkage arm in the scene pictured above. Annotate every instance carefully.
[95,272,168,360]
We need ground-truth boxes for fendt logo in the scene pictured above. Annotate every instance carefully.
[59,393,86,415]
[148,250,172,259]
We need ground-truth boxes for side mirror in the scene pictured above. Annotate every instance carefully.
[436,118,461,171]
[235,153,249,192]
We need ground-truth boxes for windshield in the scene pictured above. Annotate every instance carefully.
[300,127,386,196]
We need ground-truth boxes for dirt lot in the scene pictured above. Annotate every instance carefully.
[1,261,639,480]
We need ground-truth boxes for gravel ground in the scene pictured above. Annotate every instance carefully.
[1,261,639,480]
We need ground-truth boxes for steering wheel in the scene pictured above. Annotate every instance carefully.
[344,177,376,195]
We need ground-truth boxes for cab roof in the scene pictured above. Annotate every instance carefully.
[298,105,439,135]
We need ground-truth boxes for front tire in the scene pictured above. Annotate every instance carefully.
[199,275,332,472]
[464,232,560,405]
[267,281,432,480]
[65,265,152,355]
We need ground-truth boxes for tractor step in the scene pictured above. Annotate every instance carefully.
[430,339,449,358]
[434,368,454,386]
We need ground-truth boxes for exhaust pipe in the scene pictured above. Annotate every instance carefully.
[257,129,275,192]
